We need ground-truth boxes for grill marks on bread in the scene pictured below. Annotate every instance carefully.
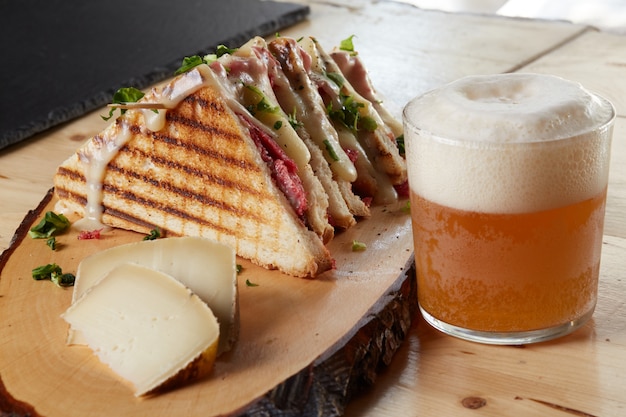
[55,88,278,238]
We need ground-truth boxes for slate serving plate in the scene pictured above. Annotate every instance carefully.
[0,0,309,150]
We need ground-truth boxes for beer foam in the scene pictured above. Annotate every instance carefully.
[404,73,614,213]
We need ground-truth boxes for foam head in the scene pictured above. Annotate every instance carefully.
[403,73,615,213]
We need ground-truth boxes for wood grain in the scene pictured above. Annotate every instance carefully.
[0,191,416,417]
[3,2,626,416]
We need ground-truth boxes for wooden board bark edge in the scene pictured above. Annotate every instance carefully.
[0,189,418,417]
[241,259,417,417]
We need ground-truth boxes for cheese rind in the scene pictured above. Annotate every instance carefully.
[61,262,220,397]
[70,236,238,354]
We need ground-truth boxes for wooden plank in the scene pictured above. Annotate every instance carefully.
[0,193,416,416]
[286,1,590,107]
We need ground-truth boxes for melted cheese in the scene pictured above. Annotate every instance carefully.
[62,262,220,397]
[69,236,238,355]
[335,124,398,204]
[301,37,399,202]
[74,119,133,231]
[223,38,312,169]
[76,67,210,230]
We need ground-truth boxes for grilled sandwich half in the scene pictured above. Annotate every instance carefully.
[54,65,333,278]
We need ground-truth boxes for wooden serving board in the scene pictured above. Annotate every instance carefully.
[0,189,417,417]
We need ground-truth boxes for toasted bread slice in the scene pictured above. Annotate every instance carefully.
[54,66,333,278]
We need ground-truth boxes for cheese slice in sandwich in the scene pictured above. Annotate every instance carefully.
[300,36,408,204]
[266,36,371,224]
[54,64,333,278]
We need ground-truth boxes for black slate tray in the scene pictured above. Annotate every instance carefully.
[0,0,309,150]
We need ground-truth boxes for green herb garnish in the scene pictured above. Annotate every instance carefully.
[360,116,378,132]
[236,264,243,274]
[327,94,377,133]
[102,87,146,121]
[245,279,259,287]
[32,263,61,281]
[339,35,357,55]
[32,263,75,287]
[52,271,76,287]
[245,85,279,115]
[326,72,345,88]
[175,55,207,75]
[46,237,57,251]
[143,228,161,241]
[29,211,70,239]
[396,134,405,156]
[173,44,236,75]
[287,108,303,129]
[216,44,237,57]
[351,240,367,251]
[323,139,340,161]
[273,120,283,130]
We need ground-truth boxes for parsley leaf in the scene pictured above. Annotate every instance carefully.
[323,139,340,161]
[175,55,206,75]
[32,263,75,287]
[29,211,70,239]
[245,279,259,287]
[339,35,357,55]
[216,44,237,57]
[102,87,145,121]
[46,237,57,250]
[352,240,367,251]
[32,263,61,281]
[245,85,279,115]
[327,94,377,133]
[174,44,236,75]
[287,108,303,129]
[326,72,345,88]
[143,228,161,241]
[396,134,405,156]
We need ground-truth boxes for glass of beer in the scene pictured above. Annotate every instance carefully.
[403,73,615,344]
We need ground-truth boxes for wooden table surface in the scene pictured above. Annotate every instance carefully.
[1,1,625,416]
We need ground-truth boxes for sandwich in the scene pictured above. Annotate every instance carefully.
[53,35,406,278]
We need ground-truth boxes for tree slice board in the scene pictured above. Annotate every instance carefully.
[0,189,417,417]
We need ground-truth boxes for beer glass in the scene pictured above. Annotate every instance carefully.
[403,73,614,344]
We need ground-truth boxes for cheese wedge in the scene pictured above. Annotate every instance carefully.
[68,237,238,355]
[61,262,220,397]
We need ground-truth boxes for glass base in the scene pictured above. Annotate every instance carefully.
[419,305,594,345]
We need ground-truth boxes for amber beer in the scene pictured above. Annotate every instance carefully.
[403,73,614,344]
